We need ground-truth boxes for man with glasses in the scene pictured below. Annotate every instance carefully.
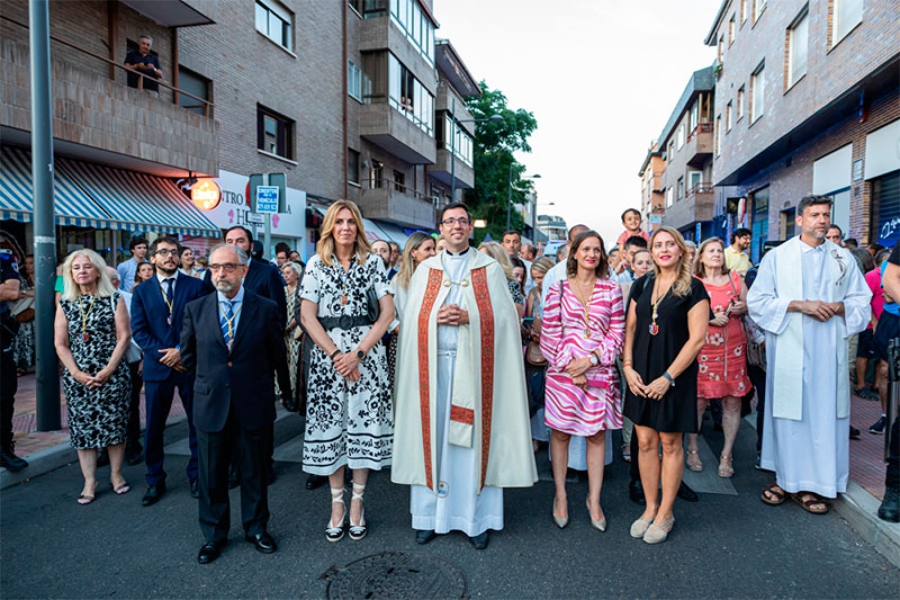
[131,237,206,506]
[392,203,537,550]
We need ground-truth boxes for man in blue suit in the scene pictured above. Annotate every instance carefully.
[182,243,290,564]
[132,236,206,506]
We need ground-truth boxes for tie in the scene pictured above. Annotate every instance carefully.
[220,300,235,350]
[164,278,174,300]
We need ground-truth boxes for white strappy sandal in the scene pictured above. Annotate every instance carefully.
[348,483,367,541]
[326,487,346,542]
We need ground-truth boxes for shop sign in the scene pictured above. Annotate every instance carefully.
[190,180,222,210]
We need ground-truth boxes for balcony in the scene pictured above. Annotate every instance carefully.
[663,184,715,229]
[358,178,436,229]
[359,15,435,93]
[427,148,474,189]
[684,123,714,168]
[0,21,218,177]
[360,101,436,164]
[435,83,475,133]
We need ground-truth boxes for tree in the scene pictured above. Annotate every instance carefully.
[464,82,538,244]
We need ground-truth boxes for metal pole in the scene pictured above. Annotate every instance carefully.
[531,197,537,241]
[506,164,513,231]
[263,174,271,260]
[449,97,456,204]
[30,0,61,430]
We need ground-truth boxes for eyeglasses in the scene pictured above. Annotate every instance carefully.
[154,249,179,257]
[441,217,470,226]
[209,263,243,273]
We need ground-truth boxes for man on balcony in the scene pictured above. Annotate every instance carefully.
[124,35,162,93]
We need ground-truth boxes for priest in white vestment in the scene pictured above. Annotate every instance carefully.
[748,196,871,512]
[392,204,538,549]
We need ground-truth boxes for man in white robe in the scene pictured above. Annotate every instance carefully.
[393,203,537,549]
[748,195,871,512]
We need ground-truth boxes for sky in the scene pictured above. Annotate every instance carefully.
[435,0,723,247]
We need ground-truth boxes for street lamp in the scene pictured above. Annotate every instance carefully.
[507,166,541,230]
[448,98,503,204]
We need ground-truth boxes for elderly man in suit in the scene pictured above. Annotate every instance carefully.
[182,243,291,564]
[132,236,206,506]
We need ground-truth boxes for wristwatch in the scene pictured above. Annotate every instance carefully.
[356,348,366,360]
[588,354,599,367]
[663,371,676,387]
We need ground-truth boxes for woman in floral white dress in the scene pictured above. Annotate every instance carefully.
[686,238,751,478]
[300,200,394,542]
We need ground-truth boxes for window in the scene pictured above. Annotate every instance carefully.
[689,171,703,191]
[754,0,767,22]
[668,141,674,160]
[750,63,765,122]
[368,161,384,188]
[348,149,360,185]
[255,0,293,51]
[717,35,724,63]
[440,114,473,166]
[388,53,434,136]
[781,208,796,238]
[750,188,769,263]
[788,9,809,88]
[833,0,863,45]
[737,86,745,120]
[677,177,685,200]
[715,114,722,155]
[257,105,294,159]
[689,101,699,132]
[676,124,685,150]
[389,0,435,65]
[728,14,736,45]
[361,0,388,18]
[348,61,362,100]
[666,187,674,208]
[177,66,211,116]
[726,101,733,131]
[740,0,748,23]
[393,170,406,193]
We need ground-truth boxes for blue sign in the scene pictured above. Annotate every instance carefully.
[256,186,279,214]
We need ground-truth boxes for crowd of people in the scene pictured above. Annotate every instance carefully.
[0,193,898,564]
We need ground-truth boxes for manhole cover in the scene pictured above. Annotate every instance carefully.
[323,551,467,599]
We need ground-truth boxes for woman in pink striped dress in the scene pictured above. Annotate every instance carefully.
[541,231,625,531]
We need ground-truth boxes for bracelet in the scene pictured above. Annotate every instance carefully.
[663,371,675,386]
[622,359,633,366]
[329,348,341,360]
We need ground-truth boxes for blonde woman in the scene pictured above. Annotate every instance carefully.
[391,232,437,327]
[622,227,709,544]
[54,250,132,504]
[279,260,305,411]
[478,241,525,316]
[300,200,395,542]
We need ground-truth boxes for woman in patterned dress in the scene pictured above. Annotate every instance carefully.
[541,231,625,531]
[54,249,132,505]
[278,260,304,410]
[686,238,751,478]
[300,200,395,542]
[13,254,36,374]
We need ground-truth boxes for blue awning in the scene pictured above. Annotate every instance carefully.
[60,159,220,237]
[371,220,411,247]
[0,146,114,228]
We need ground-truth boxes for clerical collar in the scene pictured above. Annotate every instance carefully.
[444,246,470,257]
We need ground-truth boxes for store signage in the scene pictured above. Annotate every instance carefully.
[246,213,265,225]
[190,180,222,210]
[256,186,279,214]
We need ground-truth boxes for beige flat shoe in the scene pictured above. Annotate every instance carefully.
[630,515,655,538]
[643,517,675,544]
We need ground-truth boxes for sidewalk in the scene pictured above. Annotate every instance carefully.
[2,372,898,567]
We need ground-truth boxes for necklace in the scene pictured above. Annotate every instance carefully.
[219,301,243,349]
[649,278,672,336]
[159,280,174,326]
[78,294,97,341]
[571,277,595,339]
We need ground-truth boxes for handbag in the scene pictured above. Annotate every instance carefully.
[11,294,35,323]
[366,286,380,323]
[727,273,765,369]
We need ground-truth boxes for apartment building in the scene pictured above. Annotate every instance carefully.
[654,66,718,242]
[637,142,665,234]
[1,0,480,261]
[705,0,900,261]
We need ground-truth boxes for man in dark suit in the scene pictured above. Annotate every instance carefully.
[204,225,286,488]
[131,236,206,506]
[182,243,290,564]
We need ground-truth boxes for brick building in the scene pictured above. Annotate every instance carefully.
[637,142,664,234]
[1,0,479,262]
[704,0,900,261]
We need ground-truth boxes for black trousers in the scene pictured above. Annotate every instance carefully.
[197,409,269,545]
[125,361,143,455]
[887,415,900,490]
[0,331,17,451]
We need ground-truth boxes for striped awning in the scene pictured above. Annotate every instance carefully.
[362,218,391,243]
[0,146,115,228]
[60,159,220,237]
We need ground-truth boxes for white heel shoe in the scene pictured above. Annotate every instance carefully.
[349,483,367,541]
[326,487,346,542]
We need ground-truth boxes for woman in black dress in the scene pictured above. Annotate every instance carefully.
[622,226,709,544]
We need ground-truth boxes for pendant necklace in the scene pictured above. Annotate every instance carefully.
[649,279,671,336]
[572,277,594,339]
[160,282,174,326]
[78,294,97,342]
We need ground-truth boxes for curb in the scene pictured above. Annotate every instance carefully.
[834,481,900,569]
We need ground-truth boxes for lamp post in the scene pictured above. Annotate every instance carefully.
[448,98,503,204]
[507,166,541,230]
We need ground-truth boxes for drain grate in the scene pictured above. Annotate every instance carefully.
[323,551,467,599]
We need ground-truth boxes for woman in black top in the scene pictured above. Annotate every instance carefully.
[622,227,709,544]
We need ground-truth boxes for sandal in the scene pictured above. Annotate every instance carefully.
[791,491,829,514]
[348,483,367,541]
[326,487,346,542]
[112,481,131,495]
[718,454,734,478]
[77,481,98,505]
[760,484,786,506]
[686,449,703,472]
[622,444,631,463]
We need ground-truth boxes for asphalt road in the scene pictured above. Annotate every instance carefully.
[1,414,898,599]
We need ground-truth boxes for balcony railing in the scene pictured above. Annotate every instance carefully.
[686,122,714,143]
[363,177,433,202]
[686,183,715,197]
[3,16,214,117]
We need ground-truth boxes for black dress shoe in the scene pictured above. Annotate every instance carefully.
[629,480,646,505]
[190,478,199,499]
[305,474,326,491]
[415,529,437,545]
[469,531,490,550]
[142,482,167,506]
[197,542,223,564]
[677,481,699,503]
[849,426,861,439]
[245,532,277,554]
[878,487,900,523]
[0,449,29,472]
